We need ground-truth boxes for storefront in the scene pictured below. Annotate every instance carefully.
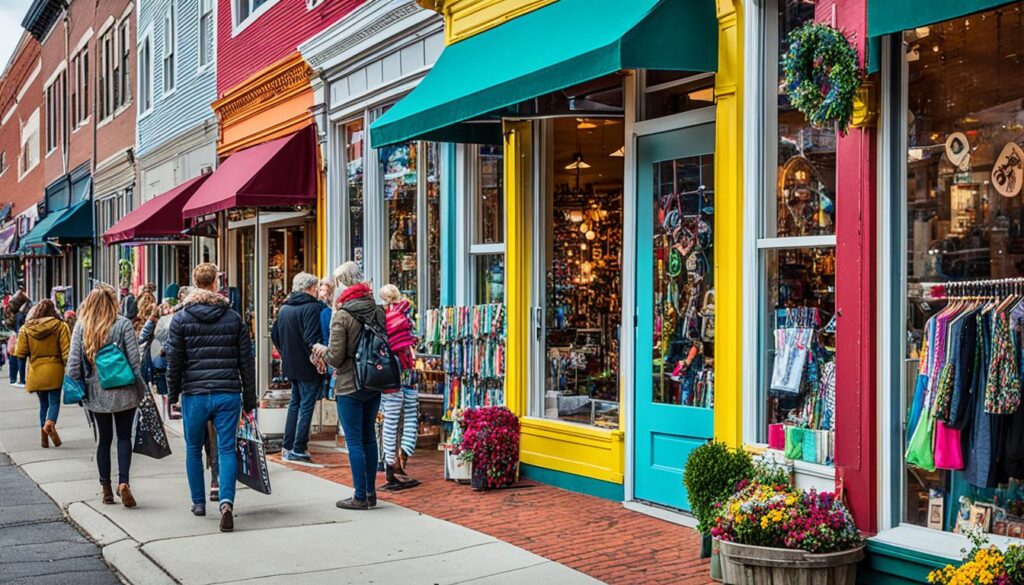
[859,0,1024,581]
[371,0,743,510]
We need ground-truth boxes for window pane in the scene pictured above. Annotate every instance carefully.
[426,142,441,310]
[384,142,418,309]
[473,254,503,305]
[642,72,715,120]
[763,246,836,465]
[770,1,836,238]
[901,6,1024,534]
[474,144,503,244]
[345,119,364,268]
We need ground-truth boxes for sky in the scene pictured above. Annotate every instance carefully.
[0,0,32,74]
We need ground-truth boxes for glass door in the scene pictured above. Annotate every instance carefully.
[634,122,716,511]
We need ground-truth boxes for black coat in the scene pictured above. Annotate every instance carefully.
[165,289,256,411]
[271,291,326,382]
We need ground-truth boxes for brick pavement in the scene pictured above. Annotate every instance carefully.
[290,446,715,585]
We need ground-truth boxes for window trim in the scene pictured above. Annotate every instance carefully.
[116,18,131,112]
[198,0,214,72]
[137,25,154,117]
[231,0,283,38]
[463,143,506,305]
[162,2,177,97]
[18,109,40,180]
[97,26,115,122]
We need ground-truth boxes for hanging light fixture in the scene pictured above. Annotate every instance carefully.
[565,151,591,170]
[609,146,625,157]
[577,118,597,130]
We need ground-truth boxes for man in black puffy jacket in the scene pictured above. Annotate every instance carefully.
[166,263,255,532]
[271,272,326,463]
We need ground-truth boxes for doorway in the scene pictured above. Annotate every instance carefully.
[634,120,716,511]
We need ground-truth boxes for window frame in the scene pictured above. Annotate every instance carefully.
[117,19,131,110]
[464,144,506,305]
[162,2,177,96]
[19,109,40,179]
[231,0,282,38]
[138,27,153,116]
[198,0,214,70]
[98,27,115,121]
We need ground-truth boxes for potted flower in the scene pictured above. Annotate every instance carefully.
[930,529,1024,585]
[712,481,863,585]
[683,441,754,559]
[454,406,520,490]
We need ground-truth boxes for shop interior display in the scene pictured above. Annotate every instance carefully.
[382,142,419,308]
[901,5,1024,536]
[266,227,307,393]
[346,120,365,268]
[545,118,624,429]
[652,158,716,410]
[473,145,504,305]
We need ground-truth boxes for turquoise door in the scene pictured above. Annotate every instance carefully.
[634,122,716,511]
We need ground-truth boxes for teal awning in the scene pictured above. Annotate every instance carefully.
[370,0,718,147]
[18,199,92,255]
[868,0,1016,38]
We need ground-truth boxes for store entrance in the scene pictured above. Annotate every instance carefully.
[634,121,716,511]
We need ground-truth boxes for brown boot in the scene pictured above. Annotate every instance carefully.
[101,484,115,505]
[43,420,61,447]
[117,483,136,508]
[40,428,49,448]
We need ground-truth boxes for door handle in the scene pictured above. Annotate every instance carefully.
[534,306,543,342]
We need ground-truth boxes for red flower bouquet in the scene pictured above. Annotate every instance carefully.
[454,406,520,490]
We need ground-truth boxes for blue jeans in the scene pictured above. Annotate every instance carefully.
[182,393,240,506]
[337,390,381,500]
[153,373,168,395]
[283,379,320,454]
[9,355,25,384]
[36,390,60,426]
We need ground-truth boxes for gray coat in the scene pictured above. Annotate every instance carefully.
[66,315,147,414]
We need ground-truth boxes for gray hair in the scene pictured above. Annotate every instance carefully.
[334,261,364,288]
[292,272,319,293]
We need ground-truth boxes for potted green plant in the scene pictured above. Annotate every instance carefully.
[683,442,754,558]
[711,481,863,585]
[454,406,520,490]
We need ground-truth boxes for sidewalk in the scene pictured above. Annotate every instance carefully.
[0,381,600,585]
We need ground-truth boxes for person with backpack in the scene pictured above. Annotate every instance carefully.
[14,299,70,449]
[65,285,148,508]
[166,263,256,531]
[8,287,30,386]
[378,284,420,491]
[314,261,396,510]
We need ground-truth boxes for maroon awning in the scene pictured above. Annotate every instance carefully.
[182,125,318,219]
[103,174,211,245]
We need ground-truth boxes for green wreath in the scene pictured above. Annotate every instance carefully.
[782,23,862,133]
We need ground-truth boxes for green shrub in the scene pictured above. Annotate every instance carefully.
[683,441,753,533]
[1006,543,1024,584]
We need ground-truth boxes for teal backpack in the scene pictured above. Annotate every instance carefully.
[95,343,136,389]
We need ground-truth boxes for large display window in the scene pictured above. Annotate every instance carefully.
[751,0,838,469]
[895,3,1024,537]
[468,144,504,305]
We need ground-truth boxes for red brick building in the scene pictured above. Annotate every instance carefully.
[0,33,45,218]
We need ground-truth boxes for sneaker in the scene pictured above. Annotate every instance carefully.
[191,503,206,516]
[335,497,369,510]
[280,448,291,459]
[283,451,311,462]
[219,503,234,532]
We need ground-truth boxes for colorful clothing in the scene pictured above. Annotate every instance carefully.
[985,310,1021,414]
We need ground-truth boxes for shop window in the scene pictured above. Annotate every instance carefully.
[897,4,1024,536]
[641,71,716,121]
[383,141,419,309]
[468,144,504,304]
[540,117,624,429]
[754,0,837,467]
[163,3,176,94]
[426,142,442,311]
[345,119,364,268]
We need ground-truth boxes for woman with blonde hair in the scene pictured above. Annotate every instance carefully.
[65,284,148,507]
[14,299,70,448]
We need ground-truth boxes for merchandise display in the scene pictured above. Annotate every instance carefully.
[266,227,307,391]
[900,5,1024,534]
[346,120,365,268]
[382,142,419,307]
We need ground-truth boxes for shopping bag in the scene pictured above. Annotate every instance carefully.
[236,412,272,495]
[62,375,85,405]
[132,395,172,459]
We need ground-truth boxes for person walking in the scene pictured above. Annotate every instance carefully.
[65,285,148,508]
[14,299,70,448]
[271,272,326,463]
[8,287,30,386]
[315,261,387,510]
[378,285,420,490]
[166,263,256,531]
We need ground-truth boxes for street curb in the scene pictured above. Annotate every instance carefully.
[66,501,130,547]
[103,539,178,585]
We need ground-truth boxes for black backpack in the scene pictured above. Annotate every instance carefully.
[342,308,402,393]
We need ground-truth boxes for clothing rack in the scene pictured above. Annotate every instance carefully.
[941,277,1024,298]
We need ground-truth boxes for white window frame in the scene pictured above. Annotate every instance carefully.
[461,143,506,306]
[98,25,115,122]
[19,109,40,179]
[138,26,153,116]
[162,2,177,96]
[117,18,131,111]
[231,0,282,38]
[198,0,214,71]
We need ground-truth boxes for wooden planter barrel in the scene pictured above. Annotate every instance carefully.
[717,540,864,585]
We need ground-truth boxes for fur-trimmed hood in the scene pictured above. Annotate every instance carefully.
[178,289,231,323]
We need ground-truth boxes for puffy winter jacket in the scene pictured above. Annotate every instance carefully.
[165,289,256,411]
[270,291,325,382]
[14,317,70,392]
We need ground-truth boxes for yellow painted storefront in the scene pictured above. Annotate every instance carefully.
[417,0,745,496]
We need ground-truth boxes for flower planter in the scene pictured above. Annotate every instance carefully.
[700,533,713,558]
[445,449,472,482]
[717,540,864,585]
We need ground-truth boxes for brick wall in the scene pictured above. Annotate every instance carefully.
[0,34,44,216]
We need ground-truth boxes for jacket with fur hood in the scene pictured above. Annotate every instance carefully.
[14,317,70,392]
[165,288,256,410]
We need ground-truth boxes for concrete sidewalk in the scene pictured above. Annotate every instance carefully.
[0,382,601,585]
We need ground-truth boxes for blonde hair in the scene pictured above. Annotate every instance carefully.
[379,284,401,305]
[193,263,218,290]
[79,285,119,363]
[136,290,156,331]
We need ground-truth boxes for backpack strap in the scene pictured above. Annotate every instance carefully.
[339,307,388,338]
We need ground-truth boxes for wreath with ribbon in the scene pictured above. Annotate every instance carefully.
[782,23,862,134]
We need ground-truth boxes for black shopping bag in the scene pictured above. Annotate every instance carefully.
[236,412,272,495]
[133,396,172,459]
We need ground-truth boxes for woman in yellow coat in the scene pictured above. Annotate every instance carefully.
[15,299,71,448]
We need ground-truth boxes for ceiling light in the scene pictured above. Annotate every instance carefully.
[565,152,591,170]
[576,118,597,130]
[609,146,625,157]
[915,26,930,39]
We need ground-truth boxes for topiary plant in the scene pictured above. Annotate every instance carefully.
[683,441,754,534]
